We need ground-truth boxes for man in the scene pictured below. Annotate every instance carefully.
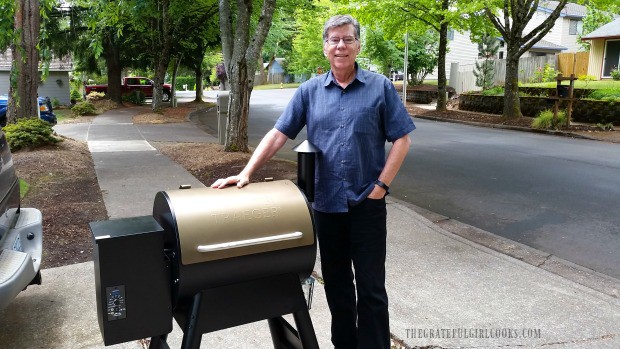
[212,14,415,349]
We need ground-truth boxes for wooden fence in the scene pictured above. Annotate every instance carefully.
[557,52,589,77]
[450,55,557,93]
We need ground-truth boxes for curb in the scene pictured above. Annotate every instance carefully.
[413,114,618,143]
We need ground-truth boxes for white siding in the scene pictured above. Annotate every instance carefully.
[0,72,9,95]
[559,18,585,52]
[427,30,479,82]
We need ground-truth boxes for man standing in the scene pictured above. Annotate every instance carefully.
[212,14,415,349]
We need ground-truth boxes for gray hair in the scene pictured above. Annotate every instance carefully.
[323,15,361,41]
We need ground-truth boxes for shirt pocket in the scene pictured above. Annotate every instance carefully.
[352,106,380,135]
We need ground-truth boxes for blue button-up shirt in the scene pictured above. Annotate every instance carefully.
[275,66,415,213]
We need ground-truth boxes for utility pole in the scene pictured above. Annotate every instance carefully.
[402,31,408,105]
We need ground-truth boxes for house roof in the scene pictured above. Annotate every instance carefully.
[0,49,73,72]
[538,1,587,18]
[530,39,568,51]
[581,17,620,40]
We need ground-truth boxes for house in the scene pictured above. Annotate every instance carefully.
[427,1,587,80]
[581,17,620,79]
[262,58,288,84]
[0,49,73,105]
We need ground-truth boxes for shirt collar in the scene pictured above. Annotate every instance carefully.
[323,62,367,87]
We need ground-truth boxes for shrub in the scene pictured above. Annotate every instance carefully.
[530,64,558,83]
[51,97,60,108]
[610,68,620,81]
[70,89,83,103]
[122,90,145,105]
[481,86,504,96]
[3,118,61,151]
[86,91,105,101]
[71,101,97,116]
[531,109,566,129]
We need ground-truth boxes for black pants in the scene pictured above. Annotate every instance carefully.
[314,198,389,349]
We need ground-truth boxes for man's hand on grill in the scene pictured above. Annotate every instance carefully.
[210,175,250,189]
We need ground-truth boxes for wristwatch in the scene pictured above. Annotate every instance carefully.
[374,180,390,195]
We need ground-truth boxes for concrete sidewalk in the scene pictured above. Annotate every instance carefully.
[0,108,618,348]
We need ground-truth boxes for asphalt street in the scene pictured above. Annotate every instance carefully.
[197,88,620,280]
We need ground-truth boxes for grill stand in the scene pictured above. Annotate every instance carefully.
[149,273,319,349]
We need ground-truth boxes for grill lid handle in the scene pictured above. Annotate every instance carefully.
[196,232,303,253]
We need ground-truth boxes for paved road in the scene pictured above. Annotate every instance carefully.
[199,89,620,279]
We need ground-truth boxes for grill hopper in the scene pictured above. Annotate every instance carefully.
[153,180,316,300]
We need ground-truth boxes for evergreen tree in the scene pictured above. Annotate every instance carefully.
[473,35,499,90]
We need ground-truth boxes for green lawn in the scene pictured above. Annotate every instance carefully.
[54,107,73,123]
[521,80,620,89]
[253,83,301,90]
[19,179,29,199]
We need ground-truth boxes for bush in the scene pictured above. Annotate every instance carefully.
[174,76,196,91]
[610,68,620,81]
[51,97,60,108]
[86,91,105,101]
[531,109,567,129]
[3,118,61,151]
[530,64,558,83]
[70,89,83,103]
[122,90,145,105]
[71,101,97,116]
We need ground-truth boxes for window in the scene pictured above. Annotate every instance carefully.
[569,19,581,35]
[447,29,454,40]
[499,51,504,59]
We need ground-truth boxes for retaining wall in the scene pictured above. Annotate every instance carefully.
[459,94,620,125]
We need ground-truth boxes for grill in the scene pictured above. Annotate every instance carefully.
[90,143,320,349]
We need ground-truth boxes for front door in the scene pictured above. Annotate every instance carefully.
[602,39,620,78]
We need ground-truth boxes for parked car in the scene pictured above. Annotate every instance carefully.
[0,95,57,127]
[84,77,172,102]
[0,129,43,310]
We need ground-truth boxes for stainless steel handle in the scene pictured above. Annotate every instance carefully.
[196,232,303,252]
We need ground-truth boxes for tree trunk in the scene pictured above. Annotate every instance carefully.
[225,58,251,152]
[435,0,449,112]
[152,0,172,112]
[170,56,182,107]
[194,64,204,102]
[219,0,276,152]
[11,0,40,122]
[503,45,521,118]
[103,31,122,105]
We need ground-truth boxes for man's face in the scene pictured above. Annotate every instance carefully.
[323,24,360,72]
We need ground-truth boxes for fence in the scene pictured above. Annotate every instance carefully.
[557,52,589,77]
[449,55,557,94]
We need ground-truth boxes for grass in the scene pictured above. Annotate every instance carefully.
[53,107,73,122]
[521,80,620,89]
[19,179,29,198]
[253,83,300,90]
[531,109,567,129]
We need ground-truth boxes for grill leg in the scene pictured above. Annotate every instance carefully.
[268,317,301,349]
[181,293,204,349]
[149,334,170,349]
[293,309,319,349]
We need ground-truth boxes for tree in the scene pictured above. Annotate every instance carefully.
[350,0,488,112]
[286,5,331,75]
[405,30,439,85]
[485,0,569,118]
[7,0,41,123]
[363,27,402,77]
[472,34,499,90]
[577,4,618,51]
[219,0,276,152]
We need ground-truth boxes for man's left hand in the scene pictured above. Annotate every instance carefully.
[367,185,387,199]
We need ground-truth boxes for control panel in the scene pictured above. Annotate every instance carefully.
[105,285,126,321]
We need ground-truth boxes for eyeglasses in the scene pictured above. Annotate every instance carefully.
[325,36,357,46]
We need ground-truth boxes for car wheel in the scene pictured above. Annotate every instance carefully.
[163,91,171,102]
